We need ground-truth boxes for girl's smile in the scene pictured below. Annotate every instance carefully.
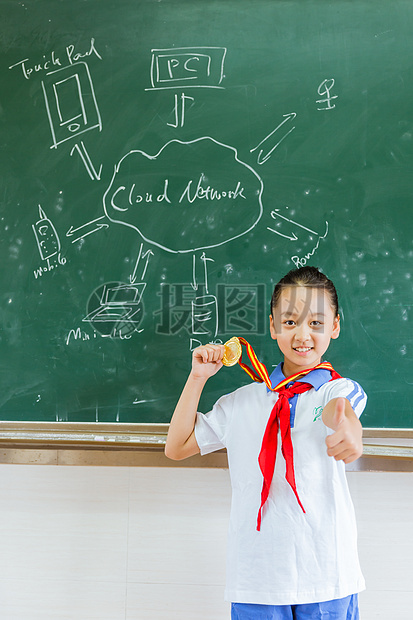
[269,285,340,377]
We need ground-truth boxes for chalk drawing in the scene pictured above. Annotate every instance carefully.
[103,136,264,254]
[267,208,326,241]
[267,208,329,264]
[146,47,226,90]
[316,78,338,111]
[250,113,296,164]
[41,61,102,148]
[32,205,67,278]
[70,141,103,180]
[291,222,329,267]
[83,281,145,338]
[168,92,195,128]
[66,216,109,244]
[191,252,218,338]
[32,205,61,260]
[130,243,154,285]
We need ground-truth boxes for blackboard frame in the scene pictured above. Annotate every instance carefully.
[2,0,413,429]
[0,422,411,469]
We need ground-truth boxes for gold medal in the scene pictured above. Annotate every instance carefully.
[222,336,242,367]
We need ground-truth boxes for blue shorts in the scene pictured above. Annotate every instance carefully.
[231,593,359,620]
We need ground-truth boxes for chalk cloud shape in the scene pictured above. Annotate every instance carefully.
[103,137,263,253]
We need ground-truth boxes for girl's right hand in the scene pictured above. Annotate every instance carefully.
[191,344,225,380]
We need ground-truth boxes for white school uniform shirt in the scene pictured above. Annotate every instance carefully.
[194,363,367,606]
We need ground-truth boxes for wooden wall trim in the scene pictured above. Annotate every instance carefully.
[0,423,411,469]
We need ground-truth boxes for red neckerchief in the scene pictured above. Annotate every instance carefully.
[237,337,341,531]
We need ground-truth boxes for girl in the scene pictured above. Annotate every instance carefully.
[165,266,366,620]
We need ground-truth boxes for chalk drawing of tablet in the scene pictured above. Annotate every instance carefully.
[41,62,102,149]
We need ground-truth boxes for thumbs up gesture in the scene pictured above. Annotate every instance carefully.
[323,397,363,464]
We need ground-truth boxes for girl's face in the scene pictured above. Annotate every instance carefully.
[269,285,340,377]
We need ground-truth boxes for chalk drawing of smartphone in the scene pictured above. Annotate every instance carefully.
[32,206,61,261]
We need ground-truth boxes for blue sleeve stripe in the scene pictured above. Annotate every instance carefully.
[352,391,366,410]
[346,381,360,402]
[345,381,367,411]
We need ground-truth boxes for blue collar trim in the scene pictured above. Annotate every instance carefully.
[266,362,334,392]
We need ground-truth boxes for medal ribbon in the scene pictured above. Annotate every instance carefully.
[236,337,341,531]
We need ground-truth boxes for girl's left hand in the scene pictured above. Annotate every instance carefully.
[324,397,363,464]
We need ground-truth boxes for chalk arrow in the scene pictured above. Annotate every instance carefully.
[191,254,198,291]
[267,211,328,242]
[191,252,214,292]
[66,216,109,243]
[270,210,319,235]
[140,249,154,281]
[200,251,214,294]
[267,227,299,241]
[251,113,296,165]
[130,244,154,284]
[130,244,143,284]
[70,141,103,181]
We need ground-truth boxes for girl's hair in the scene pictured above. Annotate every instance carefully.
[270,266,339,317]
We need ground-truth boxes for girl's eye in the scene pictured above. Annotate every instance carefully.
[310,321,322,327]
[284,320,296,326]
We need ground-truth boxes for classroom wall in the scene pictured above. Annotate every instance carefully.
[0,466,411,619]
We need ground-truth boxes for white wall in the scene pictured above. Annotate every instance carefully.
[0,466,411,619]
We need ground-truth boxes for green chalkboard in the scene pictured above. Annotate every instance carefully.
[1,0,412,428]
